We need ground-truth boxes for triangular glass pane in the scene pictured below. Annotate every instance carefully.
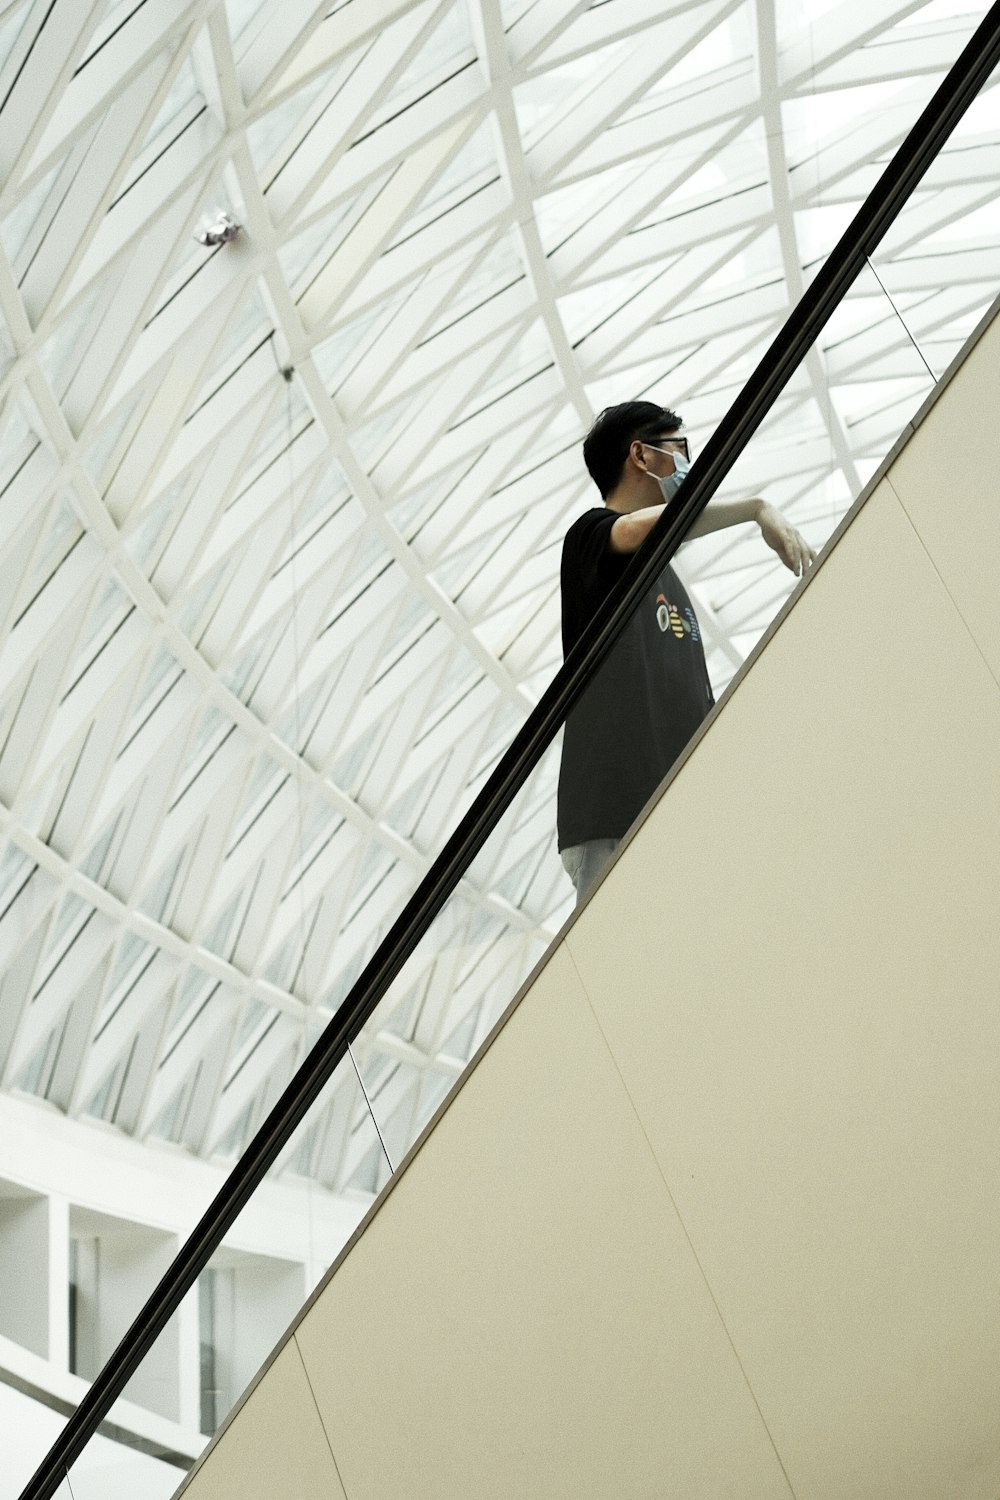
[499,0,534,26]
[377,3,475,113]
[201,885,245,962]
[312,295,405,393]
[352,387,428,468]
[50,888,90,951]
[0,0,32,76]
[170,968,217,1037]
[122,479,184,570]
[203,279,273,382]
[228,756,286,848]
[0,156,60,266]
[368,588,428,661]
[294,456,353,533]
[82,1059,124,1123]
[35,283,105,400]
[128,642,182,725]
[149,1073,197,1145]
[0,842,33,909]
[76,576,131,664]
[431,531,496,597]
[330,717,385,798]
[20,497,83,607]
[418,231,524,343]
[383,757,443,840]
[14,1022,61,1098]
[174,553,233,638]
[234,997,270,1052]
[143,52,201,146]
[104,930,148,1003]
[78,809,123,882]
[212,1095,255,1158]
[119,79,220,209]
[79,386,148,491]
[262,926,302,989]
[318,530,394,631]
[383,476,444,538]
[280,179,386,297]
[219,636,264,700]
[249,68,336,179]
[272,672,332,753]
[511,40,626,140]
[137,844,187,925]
[225,0,268,45]
[172,704,230,798]
[408,118,497,226]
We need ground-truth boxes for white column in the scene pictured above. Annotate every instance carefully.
[47,1194,70,1368]
[0,1187,51,1357]
[176,1283,201,1434]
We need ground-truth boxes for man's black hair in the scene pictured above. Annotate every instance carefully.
[583,401,682,499]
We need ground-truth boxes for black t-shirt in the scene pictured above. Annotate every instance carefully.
[556,507,714,849]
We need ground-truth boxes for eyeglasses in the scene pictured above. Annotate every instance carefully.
[643,436,689,461]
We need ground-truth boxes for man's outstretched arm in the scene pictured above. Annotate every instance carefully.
[610,496,816,576]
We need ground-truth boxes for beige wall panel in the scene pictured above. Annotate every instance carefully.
[179,1340,347,1500]
[565,484,1000,1500]
[887,306,1000,681]
[294,944,794,1500]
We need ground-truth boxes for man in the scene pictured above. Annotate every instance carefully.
[557,401,816,902]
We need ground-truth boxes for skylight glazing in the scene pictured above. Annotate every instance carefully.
[0,0,996,1201]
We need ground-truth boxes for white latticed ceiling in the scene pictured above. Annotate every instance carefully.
[0,0,996,1194]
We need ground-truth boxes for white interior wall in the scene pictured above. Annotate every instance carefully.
[0,1090,365,1478]
[0,1381,179,1500]
[0,1188,50,1357]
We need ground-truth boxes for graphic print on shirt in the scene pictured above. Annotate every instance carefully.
[655,593,697,641]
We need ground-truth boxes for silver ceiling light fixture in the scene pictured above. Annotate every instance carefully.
[194,210,241,246]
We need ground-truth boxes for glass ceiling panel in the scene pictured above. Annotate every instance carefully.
[0,0,994,1241]
[385,1,476,102]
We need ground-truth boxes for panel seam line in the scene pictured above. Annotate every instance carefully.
[885,474,1000,696]
[292,1333,353,1499]
[563,940,800,1500]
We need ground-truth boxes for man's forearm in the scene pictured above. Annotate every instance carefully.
[610,493,815,575]
[610,495,764,554]
[683,495,764,540]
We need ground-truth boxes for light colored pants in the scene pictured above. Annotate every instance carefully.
[561,838,619,904]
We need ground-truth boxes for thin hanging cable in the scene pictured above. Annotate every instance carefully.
[279,368,393,1179]
[348,1037,395,1173]
[280,366,323,1295]
[282,364,315,1136]
[282,367,310,993]
[865,254,939,382]
[278,364,396,1177]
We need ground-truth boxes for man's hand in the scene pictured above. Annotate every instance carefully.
[754,501,817,577]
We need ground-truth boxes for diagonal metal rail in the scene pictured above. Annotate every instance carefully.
[20,5,1000,1496]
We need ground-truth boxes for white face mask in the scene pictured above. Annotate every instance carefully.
[644,444,690,503]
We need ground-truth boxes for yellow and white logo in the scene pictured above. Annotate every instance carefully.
[655,593,687,638]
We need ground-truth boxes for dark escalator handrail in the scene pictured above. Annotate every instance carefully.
[20,8,1000,1498]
